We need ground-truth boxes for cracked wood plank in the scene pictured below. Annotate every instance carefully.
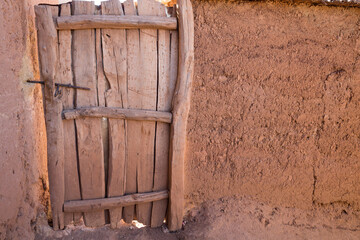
[35,5,65,230]
[122,0,138,224]
[59,3,82,226]
[101,0,128,229]
[95,4,110,225]
[151,2,173,228]
[133,0,164,226]
[72,0,105,227]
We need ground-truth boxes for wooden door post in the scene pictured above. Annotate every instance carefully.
[168,0,195,231]
[35,5,65,231]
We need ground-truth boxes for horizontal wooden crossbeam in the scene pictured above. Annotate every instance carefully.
[64,190,169,213]
[56,15,177,30]
[62,107,172,123]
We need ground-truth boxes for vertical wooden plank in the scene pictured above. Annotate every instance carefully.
[95,12,107,108]
[72,0,106,227]
[151,3,172,228]
[94,4,110,225]
[58,3,82,226]
[123,0,138,224]
[101,0,128,229]
[35,5,65,230]
[168,0,195,231]
[134,0,162,226]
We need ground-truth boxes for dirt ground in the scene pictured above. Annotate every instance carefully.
[35,195,360,240]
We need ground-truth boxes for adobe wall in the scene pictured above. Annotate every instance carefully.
[0,0,56,239]
[185,0,360,211]
[1,0,360,238]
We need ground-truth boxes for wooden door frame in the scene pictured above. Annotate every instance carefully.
[167,0,194,231]
[35,0,194,231]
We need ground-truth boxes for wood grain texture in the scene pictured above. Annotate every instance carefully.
[72,0,105,227]
[64,190,169,213]
[101,0,128,229]
[134,0,164,226]
[35,5,65,230]
[94,6,110,225]
[62,107,172,123]
[151,3,173,228]
[58,3,82,226]
[56,15,177,30]
[95,10,107,108]
[122,0,138,224]
[168,0,195,231]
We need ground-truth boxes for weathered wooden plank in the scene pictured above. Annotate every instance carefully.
[95,11,107,108]
[151,2,172,228]
[72,0,105,227]
[35,5,65,230]
[134,0,163,226]
[122,0,138,224]
[64,190,169,213]
[56,15,177,30]
[58,3,82,226]
[168,0,195,231]
[94,6,110,225]
[62,107,172,123]
[101,0,127,229]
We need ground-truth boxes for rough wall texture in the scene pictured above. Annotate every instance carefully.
[0,0,56,239]
[186,0,360,211]
[1,0,360,237]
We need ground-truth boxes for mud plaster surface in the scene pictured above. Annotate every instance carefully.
[185,0,360,211]
[0,0,56,239]
[2,0,360,239]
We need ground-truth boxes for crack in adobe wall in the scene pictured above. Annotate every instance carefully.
[311,69,328,205]
[311,68,359,207]
[311,165,317,204]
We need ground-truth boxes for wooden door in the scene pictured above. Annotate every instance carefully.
[35,0,193,231]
